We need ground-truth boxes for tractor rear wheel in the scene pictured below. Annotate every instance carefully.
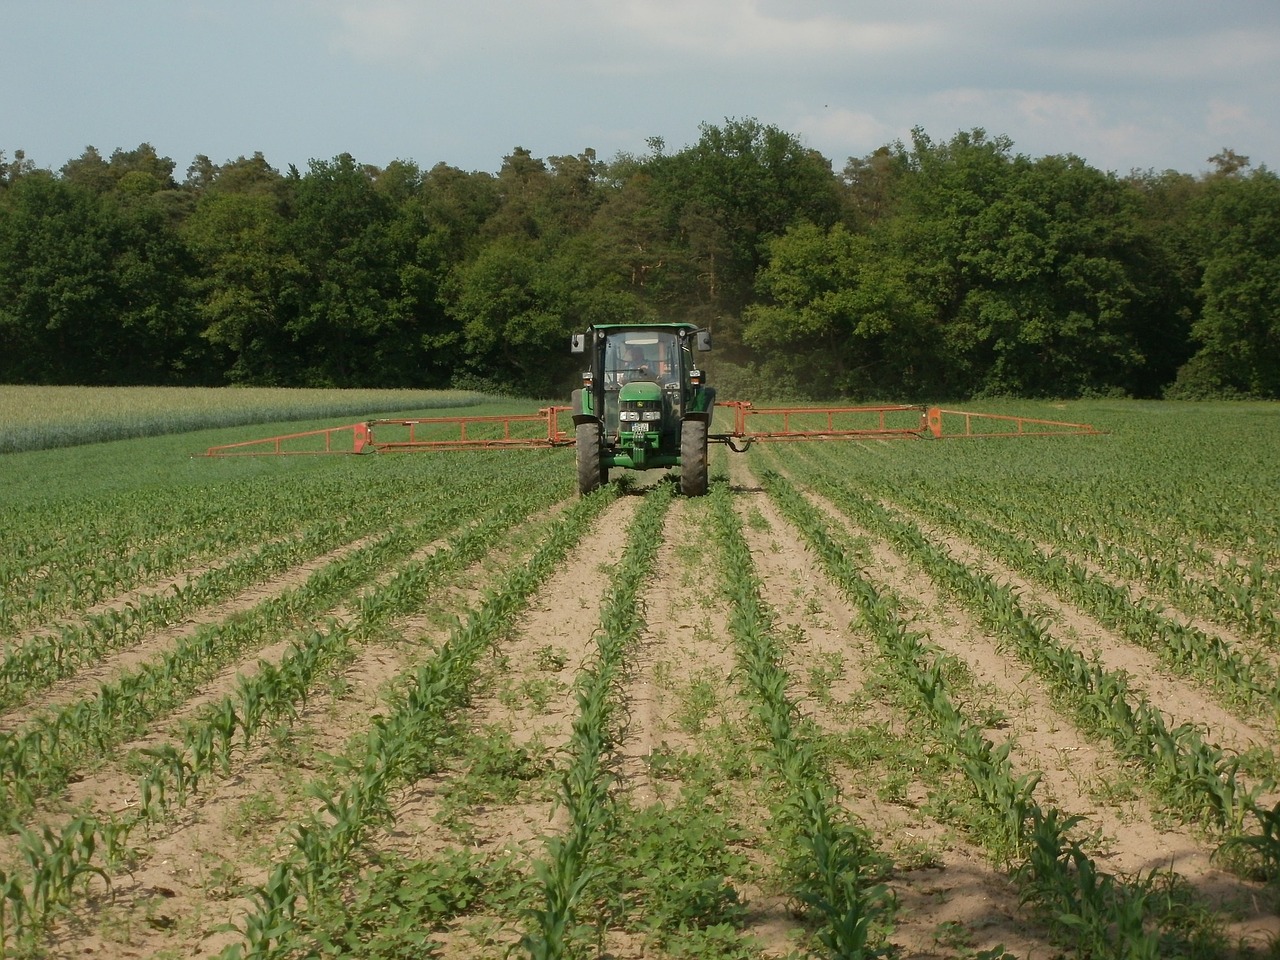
[680,419,709,496]
[576,422,606,495]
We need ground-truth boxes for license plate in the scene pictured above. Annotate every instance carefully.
[631,421,648,434]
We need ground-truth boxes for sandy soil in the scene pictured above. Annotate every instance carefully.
[3,453,1278,960]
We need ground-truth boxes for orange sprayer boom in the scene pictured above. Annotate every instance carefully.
[198,403,1101,457]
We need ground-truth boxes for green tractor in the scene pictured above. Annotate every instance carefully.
[570,323,715,496]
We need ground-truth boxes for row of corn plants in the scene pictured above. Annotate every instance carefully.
[0,463,560,820]
[217,486,617,960]
[708,479,895,959]
[0,472,573,955]
[0,815,139,956]
[521,481,674,959]
[890,464,1280,651]
[1026,506,1277,648]
[772,448,1271,838]
[0,515,387,711]
[1,473,362,633]
[0,452,512,636]
[878,480,1280,720]
[0,519,421,818]
[133,495,548,822]
[757,469,1204,959]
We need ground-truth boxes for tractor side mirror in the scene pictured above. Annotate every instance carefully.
[570,333,586,354]
[695,330,712,352]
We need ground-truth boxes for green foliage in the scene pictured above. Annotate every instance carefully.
[1,128,1275,398]
[1170,168,1280,398]
[300,849,512,959]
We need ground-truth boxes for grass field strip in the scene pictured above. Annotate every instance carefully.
[758,469,1193,958]
[520,481,674,959]
[214,487,617,960]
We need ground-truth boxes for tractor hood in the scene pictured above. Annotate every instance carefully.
[618,381,662,403]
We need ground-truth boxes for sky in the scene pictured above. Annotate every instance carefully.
[3,0,1278,180]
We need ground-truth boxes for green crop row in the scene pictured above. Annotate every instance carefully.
[0,478,594,955]
[758,470,1195,958]
[215,488,614,959]
[887,463,1280,649]
[878,479,1280,719]
[136,502,532,820]
[771,450,1271,838]
[0,447,549,637]
[0,498,470,818]
[0,516,377,711]
[523,481,674,959]
[708,480,894,959]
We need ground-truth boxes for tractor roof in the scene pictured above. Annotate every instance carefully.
[587,322,701,333]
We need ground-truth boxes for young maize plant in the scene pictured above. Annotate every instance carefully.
[223,486,617,960]
[759,469,1174,959]
[707,481,894,960]
[0,815,133,953]
[523,481,673,959]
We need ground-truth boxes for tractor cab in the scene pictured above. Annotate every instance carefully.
[570,323,714,496]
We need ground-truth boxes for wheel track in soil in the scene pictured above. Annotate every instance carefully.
[377,492,641,957]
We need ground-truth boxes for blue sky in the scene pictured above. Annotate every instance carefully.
[3,0,1278,179]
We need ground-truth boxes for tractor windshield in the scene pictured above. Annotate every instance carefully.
[599,329,684,439]
[603,330,679,387]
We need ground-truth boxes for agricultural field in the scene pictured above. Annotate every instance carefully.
[1,393,1278,959]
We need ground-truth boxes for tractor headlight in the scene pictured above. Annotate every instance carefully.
[619,410,639,421]
[641,410,662,421]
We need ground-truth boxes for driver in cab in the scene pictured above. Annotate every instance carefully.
[621,343,655,380]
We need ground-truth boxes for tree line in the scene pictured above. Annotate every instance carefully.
[1,119,1276,400]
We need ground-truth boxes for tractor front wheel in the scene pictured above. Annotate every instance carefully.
[576,422,607,495]
[680,419,709,496]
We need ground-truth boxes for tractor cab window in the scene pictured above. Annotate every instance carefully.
[604,331,678,386]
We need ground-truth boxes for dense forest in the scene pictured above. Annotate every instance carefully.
[0,119,1276,400]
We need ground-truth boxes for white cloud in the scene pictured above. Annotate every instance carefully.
[1205,98,1254,138]
[612,0,940,59]
[794,106,895,157]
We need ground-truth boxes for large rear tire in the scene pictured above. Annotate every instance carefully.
[680,418,709,497]
[576,422,606,495]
